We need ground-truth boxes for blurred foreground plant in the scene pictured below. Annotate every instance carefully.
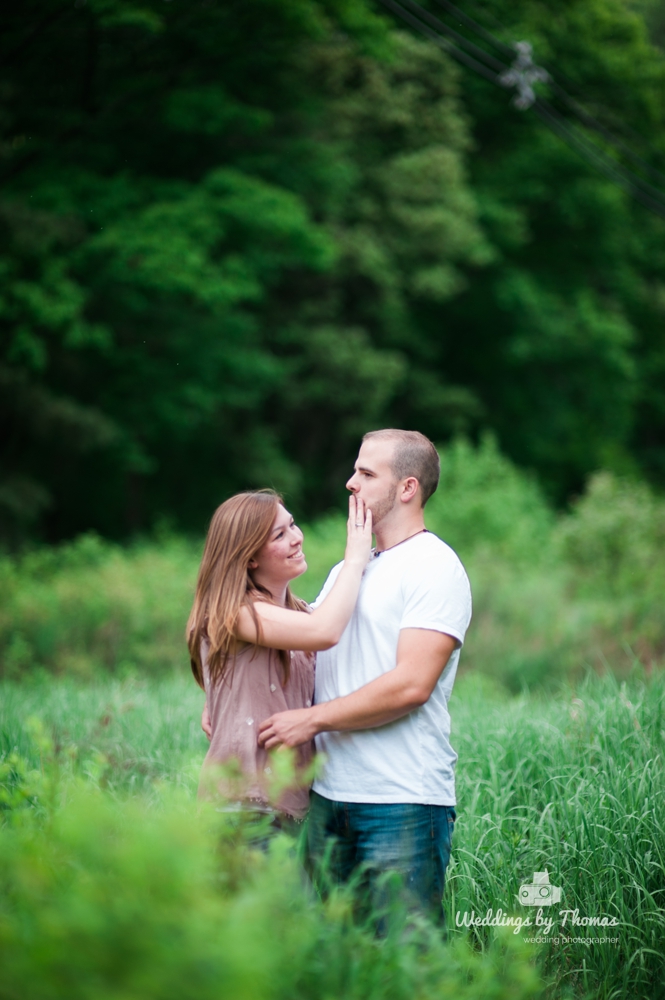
[3,672,665,998]
[0,733,544,1000]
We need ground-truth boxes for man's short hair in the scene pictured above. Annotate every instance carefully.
[362,429,440,506]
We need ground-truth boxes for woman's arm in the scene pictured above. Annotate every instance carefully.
[235,496,372,652]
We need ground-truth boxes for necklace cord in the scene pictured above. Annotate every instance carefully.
[373,528,428,558]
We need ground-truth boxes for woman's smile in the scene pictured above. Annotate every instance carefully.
[249,504,308,590]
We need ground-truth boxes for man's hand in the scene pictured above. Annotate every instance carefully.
[201,702,212,741]
[267,629,457,742]
[260,629,457,747]
[258,707,318,750]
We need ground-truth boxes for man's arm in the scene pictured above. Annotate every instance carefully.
[257,628,457,749]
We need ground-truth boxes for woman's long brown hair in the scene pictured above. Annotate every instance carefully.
[187,490,306,690]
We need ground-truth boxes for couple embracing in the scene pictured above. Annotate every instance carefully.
[188,429,472,926]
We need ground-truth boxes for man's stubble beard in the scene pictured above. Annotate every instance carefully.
[368,482,398,527]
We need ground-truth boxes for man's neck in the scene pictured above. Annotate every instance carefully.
[373,510,426,553]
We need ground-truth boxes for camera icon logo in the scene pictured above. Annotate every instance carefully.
[518,870,562,907]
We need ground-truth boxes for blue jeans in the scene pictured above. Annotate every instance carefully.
[307,791,456,927]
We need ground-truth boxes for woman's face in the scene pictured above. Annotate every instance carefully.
[250,504,307,584]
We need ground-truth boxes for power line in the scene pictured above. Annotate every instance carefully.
[429,0,513,56]
[376,0,665,220]
[427,0,665,189]
[461,0,515,40]
[378,0,500,84]
[547,80,665,189]
[398,0,506,72]
[532,100,665,217]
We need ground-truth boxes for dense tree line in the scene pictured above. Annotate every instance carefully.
[1,0,665,541]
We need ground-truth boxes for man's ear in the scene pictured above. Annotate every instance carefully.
[400,477,420,503]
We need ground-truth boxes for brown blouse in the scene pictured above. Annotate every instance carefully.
[200,639,315,819]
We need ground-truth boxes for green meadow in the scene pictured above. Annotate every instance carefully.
[1,671,663,999]
[2,441,665,998]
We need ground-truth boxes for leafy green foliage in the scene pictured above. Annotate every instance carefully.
[556,471,665,660]
[2,670,664,998]
[436,454,665,689]
[0,0,485,540]
[0,729,544,1000]
[558,470,665,594]
[441,0,665,499]
[3,0,665,541]
[426,436,555,562]
[0,533,198,679]
[1,440,663,689]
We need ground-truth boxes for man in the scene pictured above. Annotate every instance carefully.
[258,429,472,925]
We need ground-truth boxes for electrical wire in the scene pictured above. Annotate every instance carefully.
[532,100,665,217]
[547,80,665,189]
[379,0,501,84]
[462,0,514,39]
[398,0,507,71]
[428,0,665,188]
[376,0,665,220]
[429,0,513,56]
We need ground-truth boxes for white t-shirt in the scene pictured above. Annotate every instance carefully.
[312,530,471,806]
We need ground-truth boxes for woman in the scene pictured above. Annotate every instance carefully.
[188,489,371,822]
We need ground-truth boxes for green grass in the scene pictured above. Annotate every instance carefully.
[1,670,664,999]
[450,671,665,999]
[0,672,206,797]
[0,672,543,1000]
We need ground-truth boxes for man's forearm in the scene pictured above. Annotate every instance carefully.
[257,667,426,750]
[257,630,457,750]
[309,631,457,735]
[310,666,428,734]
